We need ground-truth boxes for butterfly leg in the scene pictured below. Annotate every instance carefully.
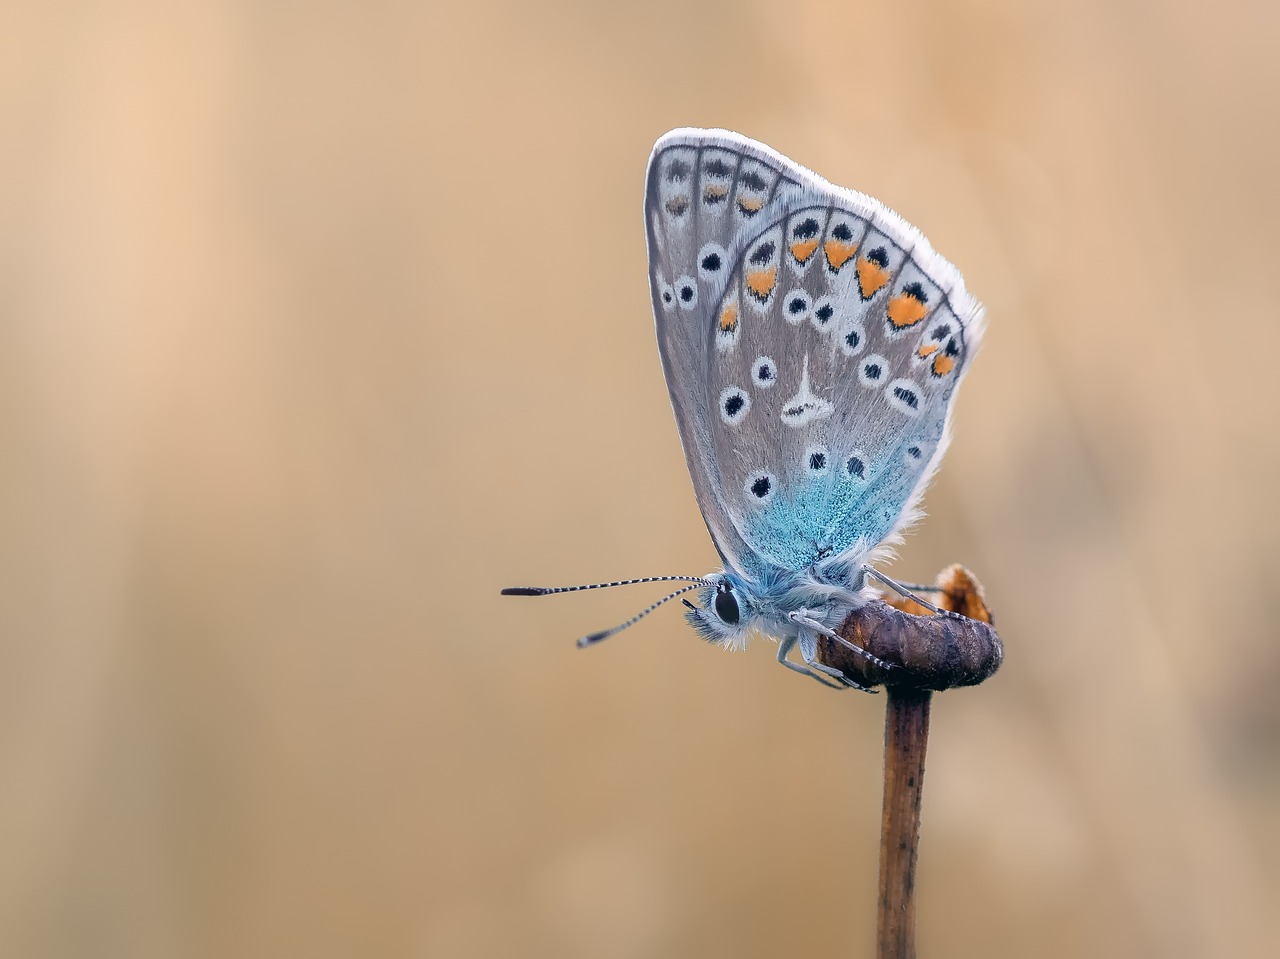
[787,610,896,673]
[776,634,851,690]
[862,566,969,621]
[797,629,877,693]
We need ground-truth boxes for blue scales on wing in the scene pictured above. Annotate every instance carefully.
[644,130,984,583]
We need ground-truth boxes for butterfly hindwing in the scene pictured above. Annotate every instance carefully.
[645,129,984,580]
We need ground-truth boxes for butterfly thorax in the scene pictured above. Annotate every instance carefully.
[686,563,873,648]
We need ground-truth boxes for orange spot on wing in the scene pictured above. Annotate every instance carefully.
[745,268,777,300]
[887,292,929,328]
[719,303,739,332]
[856,257,891,299]
[824,240,857,270]
[704,184,729,202]
[932,353,955,377]
[916,342,940,358]
[737,196,764,214]
[790,239,819,263]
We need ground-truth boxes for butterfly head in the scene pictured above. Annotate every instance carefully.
[683,572,757,649]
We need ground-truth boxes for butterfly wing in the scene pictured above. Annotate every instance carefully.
[645,129,984,580]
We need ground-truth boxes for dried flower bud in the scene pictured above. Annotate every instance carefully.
[818,565,1002,691]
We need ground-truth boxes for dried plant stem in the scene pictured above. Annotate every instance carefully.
[877,686,931,959]
[815,565,1000,959]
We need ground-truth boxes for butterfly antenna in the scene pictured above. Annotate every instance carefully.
[501,575,711,597]
[576,583,707,648]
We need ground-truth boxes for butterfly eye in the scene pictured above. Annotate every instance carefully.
[713,586,740,625]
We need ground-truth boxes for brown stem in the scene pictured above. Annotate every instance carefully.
[877,686,931,959]
[813,565,1000,959]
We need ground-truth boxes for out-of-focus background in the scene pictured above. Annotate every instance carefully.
[3,2,1277,957]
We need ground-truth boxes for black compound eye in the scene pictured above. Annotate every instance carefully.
[713,587,740,625]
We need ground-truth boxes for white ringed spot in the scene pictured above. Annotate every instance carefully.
[859,354,889,388]
[885,378,923,417]
[783,289,811,325]
[752,356,777,388]
[674,274,698,310]
[719,386,751,425]
[744,470,776,503]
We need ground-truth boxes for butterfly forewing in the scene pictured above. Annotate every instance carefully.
[646,137,792,572]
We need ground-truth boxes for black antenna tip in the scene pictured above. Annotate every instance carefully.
[501,587,546,596]
[577,632,608,648]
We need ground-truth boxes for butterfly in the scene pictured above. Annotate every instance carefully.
[504,129,985,691]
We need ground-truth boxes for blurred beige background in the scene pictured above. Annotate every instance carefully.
[3,1,1278,957]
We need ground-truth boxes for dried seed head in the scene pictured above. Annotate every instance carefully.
[818,565,1002,691]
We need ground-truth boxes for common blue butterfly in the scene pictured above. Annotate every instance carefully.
[505,129,985,691]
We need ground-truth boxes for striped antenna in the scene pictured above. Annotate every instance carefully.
[575,583,707,648]
[501,575,711,597]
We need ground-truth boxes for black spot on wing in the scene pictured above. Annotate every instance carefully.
[704,157,733,178]
[792,218,820,240]
[902,281,929,304]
